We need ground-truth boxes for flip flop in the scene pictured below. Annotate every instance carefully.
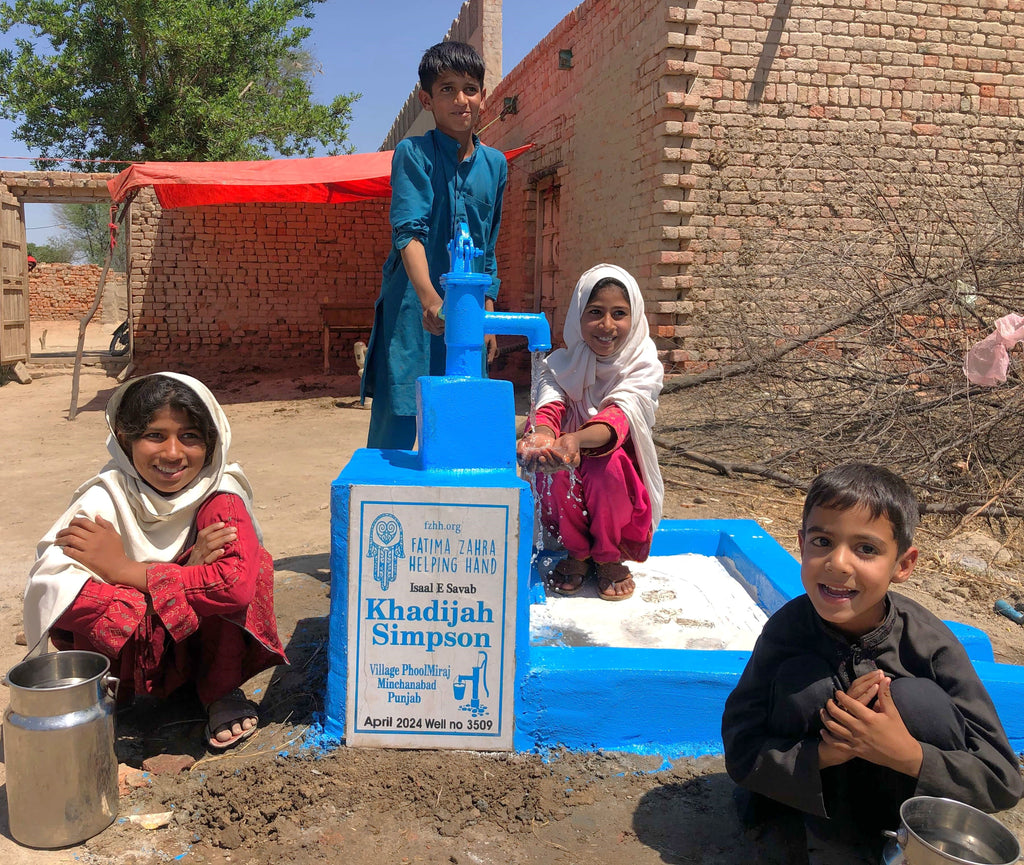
[546,556,592,596]
[595,562,635,602]
[204,689,259,751]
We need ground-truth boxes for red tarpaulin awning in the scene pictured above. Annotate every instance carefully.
[107,144,534,209]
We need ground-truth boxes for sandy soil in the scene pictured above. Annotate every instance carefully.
[2,327,1024,865]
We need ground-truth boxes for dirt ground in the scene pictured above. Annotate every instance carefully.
[3,323,1024,864]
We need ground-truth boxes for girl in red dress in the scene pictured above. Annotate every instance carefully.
[25,372,287,749]
[518,264,664,601]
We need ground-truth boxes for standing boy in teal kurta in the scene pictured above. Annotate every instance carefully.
[362,41,507,449]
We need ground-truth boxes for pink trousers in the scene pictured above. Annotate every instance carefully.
[536,448,653,563]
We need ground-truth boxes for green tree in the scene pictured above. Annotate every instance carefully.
[27,239,73,262]
[0,0,358,168]
[51,204,127,270]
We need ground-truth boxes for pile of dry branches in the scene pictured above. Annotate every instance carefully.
[657,163,1024,521]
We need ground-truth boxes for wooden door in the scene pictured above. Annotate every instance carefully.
[534,178,561,330]
[0,189,30,366]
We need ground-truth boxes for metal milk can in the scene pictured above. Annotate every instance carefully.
[3,650,119,848]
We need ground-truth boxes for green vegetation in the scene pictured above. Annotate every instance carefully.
[26,239,73,263]
[0,0,359,168]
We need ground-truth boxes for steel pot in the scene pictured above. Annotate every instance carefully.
[883,796,1020,865]
[2,650,120,848]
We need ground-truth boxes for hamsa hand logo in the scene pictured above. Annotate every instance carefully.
[367,513,405,591]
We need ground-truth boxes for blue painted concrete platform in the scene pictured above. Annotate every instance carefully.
[516,519,1024,757]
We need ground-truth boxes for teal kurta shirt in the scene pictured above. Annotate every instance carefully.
[362,129,507,423]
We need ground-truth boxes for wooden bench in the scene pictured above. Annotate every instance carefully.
[321,301,375,374]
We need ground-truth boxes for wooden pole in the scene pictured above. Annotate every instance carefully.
[68,197,132,420]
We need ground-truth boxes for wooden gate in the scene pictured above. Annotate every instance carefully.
[0,187,30,367]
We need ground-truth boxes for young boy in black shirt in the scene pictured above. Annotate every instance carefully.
[722,463,1022,863]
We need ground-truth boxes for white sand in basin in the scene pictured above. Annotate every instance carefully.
[530,553,768,651]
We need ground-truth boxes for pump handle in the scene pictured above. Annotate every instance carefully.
[448,221,483,273]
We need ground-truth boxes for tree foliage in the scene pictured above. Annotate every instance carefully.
[0,0,359,168]
[27,239,72,262]
[52,203,127,269]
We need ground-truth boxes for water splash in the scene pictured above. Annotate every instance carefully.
[529,350,545,433]
[525,349,593,584]
[530,470,552,578]
[527,349,547,571]
[565,465,586,518]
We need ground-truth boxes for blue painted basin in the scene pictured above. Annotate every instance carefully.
[514,519,1024,756]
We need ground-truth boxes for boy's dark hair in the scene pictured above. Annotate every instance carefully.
[802,463,920,554]
[587,277,630,309]
[418,41,485,93]
[115,375,217,467]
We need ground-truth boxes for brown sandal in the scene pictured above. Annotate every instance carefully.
[595,562,634,601]
[546,557,592,595]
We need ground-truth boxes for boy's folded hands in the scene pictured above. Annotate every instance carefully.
[846,669,885,706]
[818,672,924,778]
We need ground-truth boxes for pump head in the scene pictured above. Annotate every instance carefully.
[448,221,483,274]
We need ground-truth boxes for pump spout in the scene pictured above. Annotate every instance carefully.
[483,311,552,352]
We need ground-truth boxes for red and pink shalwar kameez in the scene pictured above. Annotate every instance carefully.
[50,492,285,706]
[533,401,653,563]
[530,263,664,567]
[24,372,287,710]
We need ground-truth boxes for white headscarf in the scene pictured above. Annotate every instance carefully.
[24,372,258,650]
[535,264,665,527]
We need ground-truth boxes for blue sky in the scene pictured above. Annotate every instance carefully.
[0,0,580,244]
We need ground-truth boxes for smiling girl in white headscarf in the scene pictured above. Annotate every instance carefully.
[24,372,287,750]
[518,264,664,601]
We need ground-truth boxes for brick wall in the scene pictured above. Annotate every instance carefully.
[483,0,700,359]
[123,0,1024,377]
[487,0,1024,372]
[127,189,389,375]
[679,0,1024,371]
[125,0,696,377]
[28,263,126,320]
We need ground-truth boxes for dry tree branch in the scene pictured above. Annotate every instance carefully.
[657,157,1024,520]
[663,279,942,394]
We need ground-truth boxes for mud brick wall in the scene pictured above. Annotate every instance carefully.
[677,0,1024,372]
[485,0,700,366]
[28,263,127,320]
[122,0,1024,377]
[127,189,389,375]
